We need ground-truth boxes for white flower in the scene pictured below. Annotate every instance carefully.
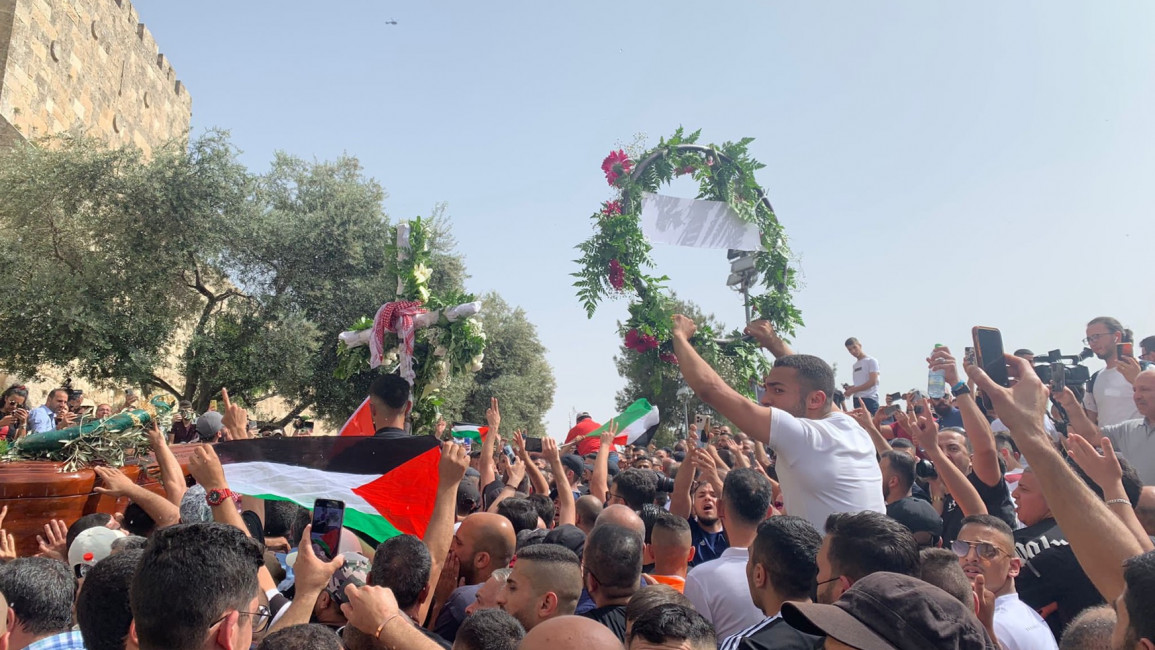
[412,263,432,285]
[421,383,437,399]
[433,345,447,357]
[434,360,450,382]
[383,348,400,367]
[477,331,486,341]
[417,285,430,302]
[469,353,484,372]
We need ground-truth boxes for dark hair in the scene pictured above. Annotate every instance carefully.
[122,502,156,537]
[455,607,525,650]
[264,500,307,538]
[67,512,114,552]
[1088,316,1125,335]
[527,493,555,529]
[959,514,1015,546]
[722,468,773,525]
[0,557,76,635]
[651,510,691,540]
[772,354,836,408]
[370,534,431,610]
[845,338,860,347]
[77,549,145,650]
[1141,335,1155,356]
[131,523,264,650]
[46,387,69,401]
[919,548,971,606]
[881,450,916,493]
[750,515,822,600]
[497,497,540,534]
[369,374,410,410]
[584,524,643,597]
[515,541,580,567]
[257,623,342,650]
[112,535,148,553]
[993,432,1019,456]
[613,468,658,510]
[513,542,582,610]
[1,384,28,406]
[1124,551,1155,645]
[639,503,663,544]
[629,604,716,648]
[825,511,919,581]
[458,479,481,516]
[625,584,693,627]
[890,438,914,450]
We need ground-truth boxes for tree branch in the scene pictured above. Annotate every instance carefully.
[273,401,312,429]
[148,374,184,401]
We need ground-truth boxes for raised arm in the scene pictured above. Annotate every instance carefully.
[744,320,795,358]
[93,466,181,529]
[590,424,616,503]
[480,397,500,490]
[146,421,187,507]
[1066,433,1154,553]
[969,355,1143,603]
[1055,387,1101,440]
[515,431,551,496]
[933,347,1001,487]
[897,410,986,517]
[673,315,772,445]
[542,436,575,527]
[670,442,696,519]
[848,406,892,457]
[420,442,469,624]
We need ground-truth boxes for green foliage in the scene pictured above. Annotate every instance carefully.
[614,295,769,442]
[573,127,802,385]
[438,292,556,438]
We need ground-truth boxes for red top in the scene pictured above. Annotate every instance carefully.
[564,418,603,456]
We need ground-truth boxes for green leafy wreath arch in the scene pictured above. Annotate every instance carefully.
[573,128,802,391]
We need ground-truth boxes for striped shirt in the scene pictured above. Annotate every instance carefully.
[719,615,780,650]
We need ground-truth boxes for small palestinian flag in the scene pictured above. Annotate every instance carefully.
[338,397,375,437]
[216,436,441,542]
[451,423,489,444]
[583,399,660,447]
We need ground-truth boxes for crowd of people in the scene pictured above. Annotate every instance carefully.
[0,315,1153,650]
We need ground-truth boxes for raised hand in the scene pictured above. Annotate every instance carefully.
[846,406,875,431]
[294,524,347,594]
[438,440,469,487]
[36,518,68,561]
[541,435,560,463]
[485,397,502,434]
[1067,434,1124,491]
[435,418,447,438]
[600,419,619,449]
[506,454,526,488]
[94,466,137,497]
[220,388,249,440]
[928,346,961,387]
[0,528,15,562]
[671,314,698,340]
[340,583,403,637]
[1118,355,1143,385]
[512,430,528,459]
[966,354,1048,437]
[188,445,228,491]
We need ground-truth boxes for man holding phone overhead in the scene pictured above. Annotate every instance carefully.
[1081,316,1142,427]
[671,317,885,533]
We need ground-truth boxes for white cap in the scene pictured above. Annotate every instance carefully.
[68,527,126,576]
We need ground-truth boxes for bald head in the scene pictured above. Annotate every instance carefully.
[575,496,603,534]
[518,615,624,650]
[1135,370,1155,419]
[456,512,516,584]
[594,504,645,538]
[1059,605,1115,650]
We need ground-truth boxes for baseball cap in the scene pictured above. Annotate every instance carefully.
[327,552,371,604]
[782,572,996,650]
[576,411,591,422]
[886,498,943,546]
[69,526,126,578]
[196,411,225,439]
[560,454,585,477]
[543,524,586,560]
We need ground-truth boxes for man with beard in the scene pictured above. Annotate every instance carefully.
[954,515,1058,650]
[671,447,728,567]
[672,317,885,532]
[432,512,516,643]
[931,393,965,429]
[1060,371,1155,485]
[1082,317,1143,426]
[880,450,943,547]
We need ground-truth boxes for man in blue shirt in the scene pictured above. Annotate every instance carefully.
[931,395,964,429]
[27,388,74,434]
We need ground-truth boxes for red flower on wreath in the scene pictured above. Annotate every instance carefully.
[676,166,696,176]
[608,259,625,291]
[601,201,623,216]
[660,352,679,365]
[602,150,633,186]
[625,329,659,353]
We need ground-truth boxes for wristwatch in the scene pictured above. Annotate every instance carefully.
[205,488,241,507]
[951,382,970,397]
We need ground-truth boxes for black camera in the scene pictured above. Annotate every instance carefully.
[652,471,676,493]
[1032,349,1092,387]
[915,459,937,480]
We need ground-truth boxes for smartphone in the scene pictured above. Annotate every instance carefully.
[972,326,1009,388]
[883,404,900,417]
[694,414,711,447]
[502,444,516,463]
[885,392,902,403]
[964,347,977,367]
[524,437,543,453]
[1118,342,1134,359]
[1051,363,1067,394]
[310,499,345,561]
[853,396,864,409]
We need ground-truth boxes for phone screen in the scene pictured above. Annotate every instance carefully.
[1051,363,1067,393]
[311,499,345,561]
[1118,342,1134,359]
[973,327,1009,387]
[524,437,543,453]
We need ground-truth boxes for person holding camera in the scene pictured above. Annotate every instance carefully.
[0,384,30,442]
[1082,317,1142,427]
[168,399,199,444]
[27,387,76,434]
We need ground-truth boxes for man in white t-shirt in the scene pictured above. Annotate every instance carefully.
[842,338,880,415]
[954,515,1057,650]
[1082,316,1142,427]
[670,316,885,534]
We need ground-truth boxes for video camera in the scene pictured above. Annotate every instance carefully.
[1032,348,1093,389]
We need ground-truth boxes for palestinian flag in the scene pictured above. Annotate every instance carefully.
[338,397,375,437]
[216,436,441,542]
[583,399,661,447]
[451,423,489,444]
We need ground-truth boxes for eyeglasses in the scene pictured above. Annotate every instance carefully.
[211,605,272,634]
[607,492,625,504]
[951,539,1010,561]
[1083,333,1115,345]
[815,575,840,587]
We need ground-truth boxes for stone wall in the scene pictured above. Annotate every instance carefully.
[0,0,191,156]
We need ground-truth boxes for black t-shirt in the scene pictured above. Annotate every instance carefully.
[688,517,729,567]
[738,618,824,650]
[583,604,627,641]
[940,469,1016,543]
[373,426,410,439]
[1014,518,1103,641]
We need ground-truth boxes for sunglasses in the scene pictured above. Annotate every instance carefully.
[951,539,1009,561]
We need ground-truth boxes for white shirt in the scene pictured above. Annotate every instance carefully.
[683,547,764,640]
[1083,367,1141,427]
[851,357,880,400]
[768,409,886,532]
[993,593,1058,650]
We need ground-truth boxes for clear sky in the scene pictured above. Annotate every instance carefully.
[135,1,1155,439]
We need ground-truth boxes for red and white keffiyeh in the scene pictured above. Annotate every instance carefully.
[369,300,427,385]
